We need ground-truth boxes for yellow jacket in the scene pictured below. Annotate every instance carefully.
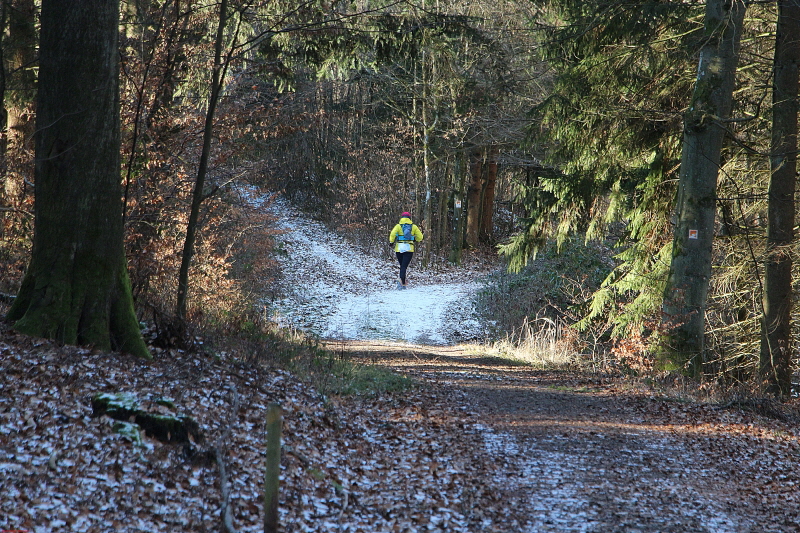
[389,217,424,253]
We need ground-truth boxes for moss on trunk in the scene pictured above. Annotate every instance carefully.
[6,0,148,360]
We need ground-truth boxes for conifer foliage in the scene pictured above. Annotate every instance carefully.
[509,0,797,394]
[504,0,699,334]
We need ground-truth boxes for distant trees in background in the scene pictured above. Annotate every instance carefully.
[1,0,543,334]
[0,0,798,396]
[258,0,546,264]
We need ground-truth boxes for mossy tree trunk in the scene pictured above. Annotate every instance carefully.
[661,0,745,376]
[6,0,149,359]
[760,0,800,398]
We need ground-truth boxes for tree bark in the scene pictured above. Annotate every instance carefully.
[480,145,498,243]
[0,1,7,170]
[7,0,149,359]
[449,151,466,264]
[760,0,800,398]
[5,0,37,148]
[661,0,745,376]
[465,148,483,248]
[1,0,37,205]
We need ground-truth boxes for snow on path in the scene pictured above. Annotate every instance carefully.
[266,195,486,345]
[263,193,748,532]
[479,426,746,533]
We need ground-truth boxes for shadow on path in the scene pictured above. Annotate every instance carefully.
[326,340,796,533]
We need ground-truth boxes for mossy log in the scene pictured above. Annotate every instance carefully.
[92,392,202,444]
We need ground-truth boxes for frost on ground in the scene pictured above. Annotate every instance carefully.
[3,194,799,533]
[0,335,516,533]
[255,193,800,533]
[265,195,489,345]
[363,345,800,533]
[479,427,745,533]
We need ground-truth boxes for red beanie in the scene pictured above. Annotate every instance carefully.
[401,212,411,217]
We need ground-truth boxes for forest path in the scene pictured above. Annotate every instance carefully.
[266,195,492,345]
[329,340,799,533]
[266,196,798,531]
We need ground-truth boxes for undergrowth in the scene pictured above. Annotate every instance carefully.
[471,316,583,368]
[189,299,415,399]
[474,237,613,368]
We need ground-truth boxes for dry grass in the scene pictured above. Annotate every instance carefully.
[472,316,583,368]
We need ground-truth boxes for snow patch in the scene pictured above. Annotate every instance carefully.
[263,194,488,344]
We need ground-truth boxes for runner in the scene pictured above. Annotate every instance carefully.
[389,211,424,289]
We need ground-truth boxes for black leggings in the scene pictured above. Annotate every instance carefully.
[396,252,414,284]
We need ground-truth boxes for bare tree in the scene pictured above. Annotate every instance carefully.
[176,0,230,321]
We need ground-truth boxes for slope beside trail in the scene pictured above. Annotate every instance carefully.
[269,198,800,532]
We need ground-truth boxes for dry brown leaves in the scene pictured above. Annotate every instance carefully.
[0,330,513,533]
[2,330,800,533]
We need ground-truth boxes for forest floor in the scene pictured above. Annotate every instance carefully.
[3,327,800,533]
[333,341,800,532]
[2,197,800,532]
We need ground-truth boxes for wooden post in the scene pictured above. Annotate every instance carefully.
[264,403,282,533]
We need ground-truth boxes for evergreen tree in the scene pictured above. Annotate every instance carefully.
[503,0,700,336]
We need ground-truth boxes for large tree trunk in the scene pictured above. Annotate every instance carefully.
[760,0,800,398]
[7,0,149,358]
[421,97,434,267]
[661,0,745,376]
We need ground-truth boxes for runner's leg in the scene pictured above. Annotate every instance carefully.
[395,252,404,288]
[398,252,414,285]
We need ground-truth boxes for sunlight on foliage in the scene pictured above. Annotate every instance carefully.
[475,316,583,368]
